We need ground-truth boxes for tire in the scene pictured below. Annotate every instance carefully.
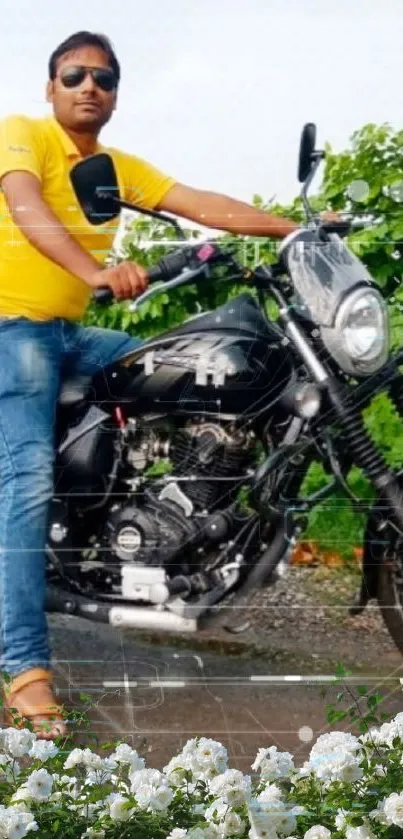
[377,559,403,655]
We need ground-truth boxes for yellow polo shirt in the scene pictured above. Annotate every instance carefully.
[0,114,176,321]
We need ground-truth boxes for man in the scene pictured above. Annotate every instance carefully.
[0,30,302,739]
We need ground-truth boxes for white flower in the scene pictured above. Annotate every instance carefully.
[303,732,363,783]
[64,748,85,769]
[248,829,274,839]
[335,809,348,830]
[163,754,189,787]
[187,738,228,780]
[110,744,145,771]
[221,810,245,836]
[209,769,252,806]
[361,715,403,748]
[188,827,220,839]
[85,768,113,786]
[1,808,38,839]
[369,802,387,825]
[278,812,298,836]
[135,782,174,812]
[346,825,375,839]
[248,797,291,836]
[387,712,403,742]
[25,769,53,802]
[81,748,103,770]
[129,768,173,811]
[304,827,331,839]
[382,792,403,827]
[257,783,284,803]
[106,792,134,822]
[0,755,21,782]
[205,798,228,823]
[252,746,295,781]
[310,731,360,758]
[166,831,188,839]
[360,725,390,747]
[11,788,33,807]
[3,729,35,758]
[178,737,228,786]
[130,767,166,790]
[103,756,118,772]
[152,785,175,811]
[181,737,198,754]
[28,740,59,761]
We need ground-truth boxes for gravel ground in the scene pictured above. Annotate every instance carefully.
[201,563,403,673]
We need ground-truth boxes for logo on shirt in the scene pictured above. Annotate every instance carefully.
[8,145,31,153]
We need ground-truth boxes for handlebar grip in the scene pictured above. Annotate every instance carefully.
[147,264,164,282]
[92,265,164,305]
[92,249,190,304]
[93,287,114,304]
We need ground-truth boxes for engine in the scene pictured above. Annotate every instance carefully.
[49,419,256,597]
[104,420,255,571]
[171,421,254,511]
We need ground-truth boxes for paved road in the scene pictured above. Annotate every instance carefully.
[47,614,403,772]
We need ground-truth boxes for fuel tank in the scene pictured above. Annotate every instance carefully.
[91,293,294,419]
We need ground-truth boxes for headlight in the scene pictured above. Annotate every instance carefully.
[340,291,387,361]
[321,287,389,375]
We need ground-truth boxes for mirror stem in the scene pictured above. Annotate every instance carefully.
[300,153,324,223]
[96,189,186,241]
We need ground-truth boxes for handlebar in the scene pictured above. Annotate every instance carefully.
[92,242,224,305]
[92,262,169,304]
[92,216,374,306]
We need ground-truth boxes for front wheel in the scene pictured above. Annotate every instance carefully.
[377,543,403,654]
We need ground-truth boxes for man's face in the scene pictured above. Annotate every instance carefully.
[46,45,118,133]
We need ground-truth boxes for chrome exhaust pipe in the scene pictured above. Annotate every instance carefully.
[46,584,198,633]
[109,605,197,633]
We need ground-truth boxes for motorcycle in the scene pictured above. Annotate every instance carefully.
[45,123,403,654]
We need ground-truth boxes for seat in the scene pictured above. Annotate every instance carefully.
[58,375,93,407]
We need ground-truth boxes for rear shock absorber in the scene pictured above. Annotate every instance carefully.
[328,380,403,530]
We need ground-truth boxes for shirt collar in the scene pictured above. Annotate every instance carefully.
[47,116,102,159]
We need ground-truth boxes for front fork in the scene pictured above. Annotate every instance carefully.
[332,373,403,613]
[274,294,403,609]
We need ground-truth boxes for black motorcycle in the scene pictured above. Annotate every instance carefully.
[45,123,403,654]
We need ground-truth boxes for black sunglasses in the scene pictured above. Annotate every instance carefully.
[59,65,117,92]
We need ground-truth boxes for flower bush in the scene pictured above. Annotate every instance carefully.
[1,710,403,838]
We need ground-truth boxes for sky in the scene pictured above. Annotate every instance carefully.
[1,0,402,206]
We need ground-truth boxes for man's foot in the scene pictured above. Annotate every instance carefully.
[3,668,67,740]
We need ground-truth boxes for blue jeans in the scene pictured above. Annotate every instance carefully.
[0,317,141,677]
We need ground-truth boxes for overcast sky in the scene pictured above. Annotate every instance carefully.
[1,0,402,205]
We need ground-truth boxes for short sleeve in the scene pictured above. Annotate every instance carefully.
[115,150,176,209]
[0,115,43,183]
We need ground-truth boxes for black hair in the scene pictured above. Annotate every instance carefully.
[48,31,120,82]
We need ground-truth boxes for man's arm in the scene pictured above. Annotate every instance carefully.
[156,183,299,238]
[1,172,148,299]
[1,171,102,284]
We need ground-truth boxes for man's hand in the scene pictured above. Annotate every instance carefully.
[320,211,341,223]
[90,261,149,300]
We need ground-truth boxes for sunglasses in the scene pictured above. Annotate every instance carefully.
[59,65,117,92]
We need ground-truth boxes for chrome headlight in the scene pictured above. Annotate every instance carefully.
[321,287,389,375]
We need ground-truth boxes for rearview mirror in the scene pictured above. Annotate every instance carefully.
[298,123,317,183]
[70,153,120,225]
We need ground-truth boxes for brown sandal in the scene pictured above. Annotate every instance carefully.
[3,668,67,739]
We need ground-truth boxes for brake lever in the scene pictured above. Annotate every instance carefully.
[128,265,209,311]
